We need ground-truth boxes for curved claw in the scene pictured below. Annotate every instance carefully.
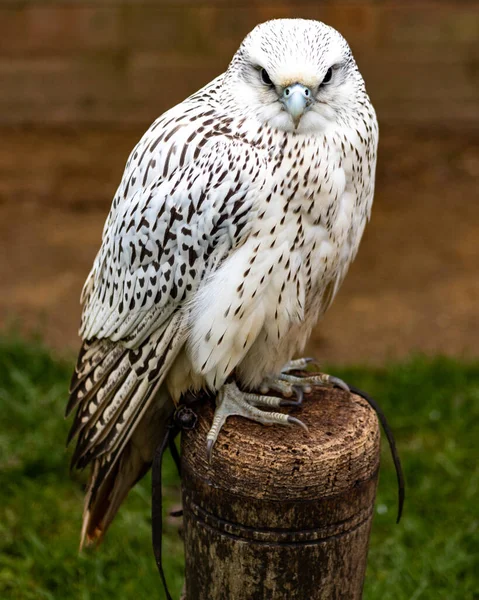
[287,415,309,433]
[280,385,304,407]
[329,376,350,393]
[206,439,214,463]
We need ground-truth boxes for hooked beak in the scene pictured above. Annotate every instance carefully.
[281,83,313,128]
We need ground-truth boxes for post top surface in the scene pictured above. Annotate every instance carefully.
[181,388,380,502]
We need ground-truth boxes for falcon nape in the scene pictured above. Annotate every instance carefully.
[66,18,378,547]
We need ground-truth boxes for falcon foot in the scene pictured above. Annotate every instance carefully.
[206,381,308,462]
[258,358,350,408]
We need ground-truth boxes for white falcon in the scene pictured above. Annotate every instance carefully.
[67,19,378,545]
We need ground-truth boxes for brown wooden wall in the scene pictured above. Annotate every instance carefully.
[1,0,478,128]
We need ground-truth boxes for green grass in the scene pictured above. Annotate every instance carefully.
[0,336,477,599]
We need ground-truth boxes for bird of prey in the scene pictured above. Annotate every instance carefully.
[66,18,378,547]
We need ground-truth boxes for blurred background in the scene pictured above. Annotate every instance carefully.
[0,0,478,362]
[0,2,478,599]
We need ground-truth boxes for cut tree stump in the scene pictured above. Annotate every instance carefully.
[179,386,380,600]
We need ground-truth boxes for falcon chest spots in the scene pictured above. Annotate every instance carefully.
[252,132,358,315]
[264,135,347,247]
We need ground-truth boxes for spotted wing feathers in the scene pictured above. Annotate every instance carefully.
[67,106,263,544]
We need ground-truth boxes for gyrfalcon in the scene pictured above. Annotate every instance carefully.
[66,18,378,546]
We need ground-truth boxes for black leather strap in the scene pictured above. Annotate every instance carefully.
[348,385,405,523]
[152,419,177,600]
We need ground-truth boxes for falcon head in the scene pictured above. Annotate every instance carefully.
[224,19,367,133]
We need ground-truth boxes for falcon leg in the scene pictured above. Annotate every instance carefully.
[206,382,308,461]
[280,357,317,373]
[259,359,349,408]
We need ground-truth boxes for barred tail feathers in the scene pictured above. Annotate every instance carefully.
[67,313,186,546]
[80,390,173,547]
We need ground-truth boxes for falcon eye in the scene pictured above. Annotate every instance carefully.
[321,67,333,86]
[260,68,273,87]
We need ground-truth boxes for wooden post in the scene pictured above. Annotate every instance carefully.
[180,387,380,600]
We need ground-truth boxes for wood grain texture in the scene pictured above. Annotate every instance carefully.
[180,387,380,599]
